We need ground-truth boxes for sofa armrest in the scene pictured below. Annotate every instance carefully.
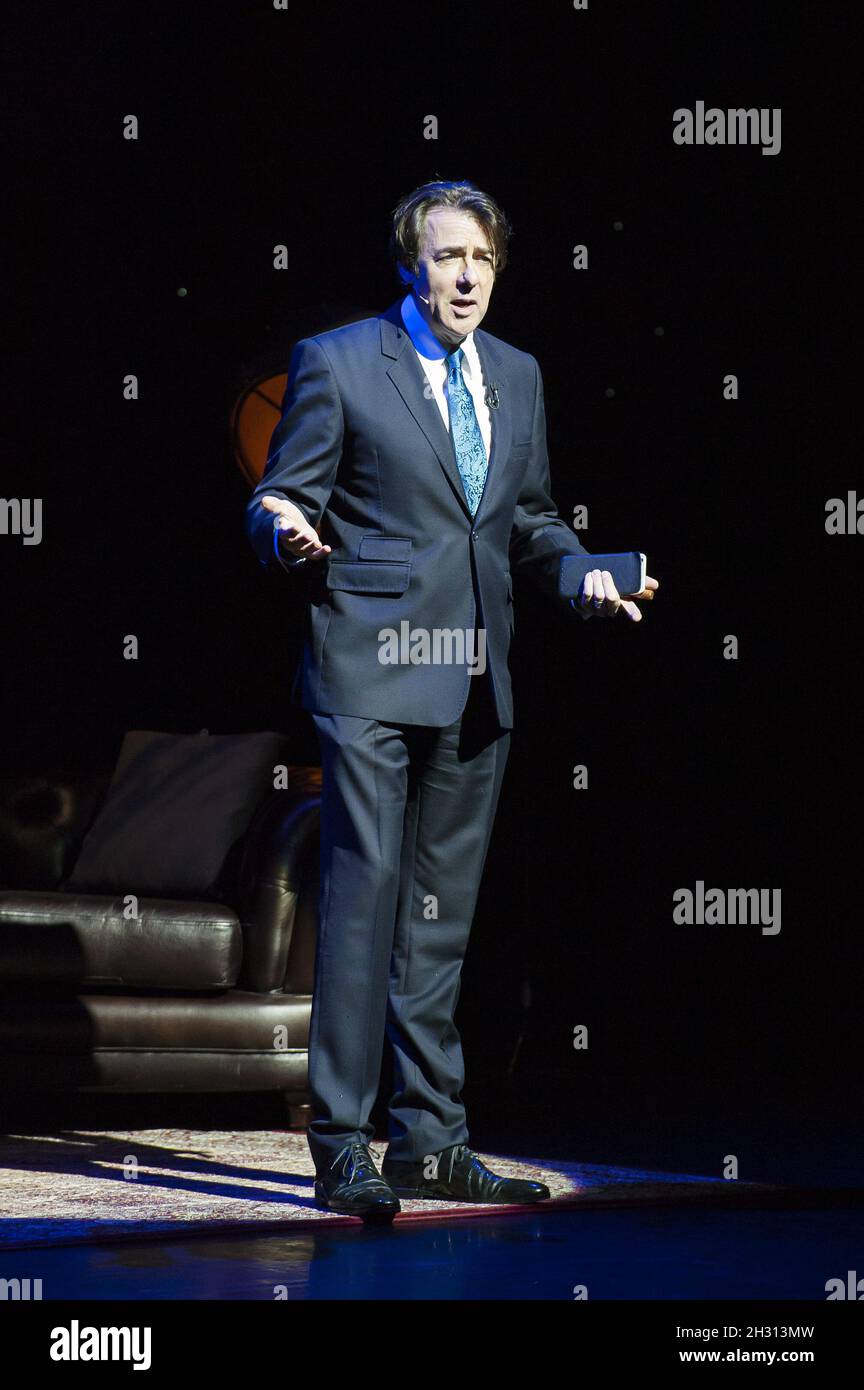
[0,767,114,891]
[234,767,321,994]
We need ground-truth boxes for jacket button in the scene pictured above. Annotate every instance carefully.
[471,531,478,541]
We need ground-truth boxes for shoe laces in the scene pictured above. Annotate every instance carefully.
[333,1139,379,1183]
[445,1143,477,1181]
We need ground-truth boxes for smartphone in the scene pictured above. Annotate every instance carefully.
[559,552,646,601]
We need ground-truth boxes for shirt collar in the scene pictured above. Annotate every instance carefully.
[399,293,478,373]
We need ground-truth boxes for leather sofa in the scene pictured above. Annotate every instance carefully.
[0,760,322,1126]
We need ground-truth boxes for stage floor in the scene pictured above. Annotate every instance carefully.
[1,1073,859,1299]
[1,1200,862,1300]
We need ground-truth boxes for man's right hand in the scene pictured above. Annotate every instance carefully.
[259,495,332,561]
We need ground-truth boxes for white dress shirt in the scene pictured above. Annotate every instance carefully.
[400,292,492,460]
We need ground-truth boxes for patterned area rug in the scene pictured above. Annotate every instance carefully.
[0,1129,776,1250]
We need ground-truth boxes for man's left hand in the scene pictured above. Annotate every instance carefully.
[577,568,659,622]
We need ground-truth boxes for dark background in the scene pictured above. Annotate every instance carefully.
[3,2,859,1173]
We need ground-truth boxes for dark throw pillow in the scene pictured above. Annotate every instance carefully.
[61,730,290,900]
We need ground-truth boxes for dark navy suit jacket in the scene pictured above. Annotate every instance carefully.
[245,295,591,728]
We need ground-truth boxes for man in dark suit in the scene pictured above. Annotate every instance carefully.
[246,180,658,1221]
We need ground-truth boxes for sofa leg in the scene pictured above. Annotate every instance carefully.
[286,1101,312,1131]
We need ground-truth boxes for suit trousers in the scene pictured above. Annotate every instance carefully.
[306,666,511,1174]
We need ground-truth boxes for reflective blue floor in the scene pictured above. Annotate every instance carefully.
[3,1204,863,1300]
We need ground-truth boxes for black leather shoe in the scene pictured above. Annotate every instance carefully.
[382,1143,551,1203]
[315,1139,400,1222]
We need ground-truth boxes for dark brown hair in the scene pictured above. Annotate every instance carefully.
[389,178,512,283]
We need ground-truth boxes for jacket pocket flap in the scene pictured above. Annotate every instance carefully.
[358,535,413,562]
[326,560,410,595]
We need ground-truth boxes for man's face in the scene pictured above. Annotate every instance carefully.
[400,207,495,347]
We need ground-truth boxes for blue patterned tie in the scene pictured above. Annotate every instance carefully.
[444,348,488,516]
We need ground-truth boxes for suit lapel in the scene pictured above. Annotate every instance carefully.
[472,330,512,522]
[379,297,513,523]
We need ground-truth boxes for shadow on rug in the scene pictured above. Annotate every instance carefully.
[0,1128,777,1250]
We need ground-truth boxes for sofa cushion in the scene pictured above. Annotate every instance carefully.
[0,891,241,990]
[60,730,289,900]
